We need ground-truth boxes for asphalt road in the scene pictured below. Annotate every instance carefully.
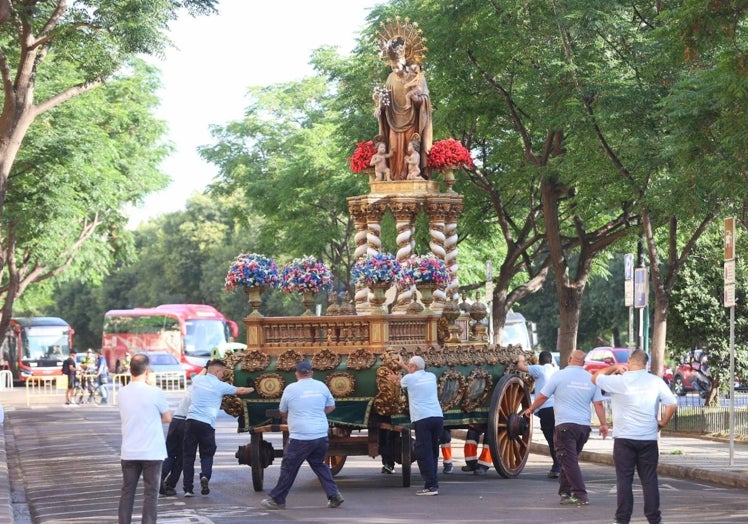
[5,399,748,524]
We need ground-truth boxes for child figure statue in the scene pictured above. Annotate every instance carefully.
[370,141,393,181]
[405,139,422,180]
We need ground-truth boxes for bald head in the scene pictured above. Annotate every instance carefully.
[569,350,586,366]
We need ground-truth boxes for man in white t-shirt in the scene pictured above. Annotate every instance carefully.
[592,349,677,524]
[118,353,171,524]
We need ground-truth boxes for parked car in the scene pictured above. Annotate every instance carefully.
[672,350,747,396]
[583,346,673,385]
[143,351,186,389]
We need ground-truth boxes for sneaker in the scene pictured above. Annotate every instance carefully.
[163,487,177,497]
[461,465,475,472]
[200,475,210,495]
[416,488,439,496]
[327,492,344,508]
[560,495,589,506]
[443,463,453,474]
[381,465,395,474]
[159,481,166,495]
[547,470,560,479]
[184,491,194,498]
[261,498,285,510]
[474,467,488,476]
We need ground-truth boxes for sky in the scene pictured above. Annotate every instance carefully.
[127,0,379,227]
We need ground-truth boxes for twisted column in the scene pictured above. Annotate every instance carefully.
[426,201,447,308]
[391,199,419,312]
[444,201,463,300]
[359,202,387,311]
[348,200,370,309]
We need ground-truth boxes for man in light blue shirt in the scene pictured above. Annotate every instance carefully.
[391,355,443,496]
[182,359,253,497]
[262,360,344,510]
[524,349,608,507]
[517,351,560,477]
[592,349,677,524]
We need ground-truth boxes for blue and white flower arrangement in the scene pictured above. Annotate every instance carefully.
[351,252,402,287]
[280,256,334,294]
[401,254,451,288]
[224,253,280,291]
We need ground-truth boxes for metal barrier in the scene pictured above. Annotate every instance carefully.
[0,369,12,389]
[109,372,186,405]
[25,376,65,407]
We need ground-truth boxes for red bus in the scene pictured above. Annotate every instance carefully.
[1,317,75,382]
[101,304,239,377]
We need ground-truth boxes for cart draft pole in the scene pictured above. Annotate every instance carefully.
[723,216,736,466]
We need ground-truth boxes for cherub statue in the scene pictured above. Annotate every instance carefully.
[403,63,424,110]
[405,139,421,180]
[370,141,393,181]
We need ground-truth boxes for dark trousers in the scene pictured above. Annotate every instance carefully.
[554,423,591,500]
[379,427,397,468]
[118,459,161,524]
[182,419,217,492]
[161,417,185,488]
[268,437,339,505]
[537,407,560,472]
[613,438,661,524]
[413,416,443,490]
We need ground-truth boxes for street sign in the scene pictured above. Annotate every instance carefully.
[725,217,735,261]
[624,253,634,281]
[724,259,736,285]
[634,267,648,308]
[624,280,634,307]
[725,283,736,308]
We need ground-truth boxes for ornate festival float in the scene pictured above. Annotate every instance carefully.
[223,17,535,491]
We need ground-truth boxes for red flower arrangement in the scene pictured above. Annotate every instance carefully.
[427,138,474,172]
[348,140,376,173]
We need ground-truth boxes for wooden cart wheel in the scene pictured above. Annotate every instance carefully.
[486,374,532,478]
[325,455,347,475]
[400,427,412,487]
[250,432,265,492]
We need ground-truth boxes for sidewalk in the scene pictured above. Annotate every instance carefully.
[2,389,748,524]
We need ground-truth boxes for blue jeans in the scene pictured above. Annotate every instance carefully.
[118,459,161,524]
[413,416,443,490]
[182,419,217,492]
[613,438,661,524]
[553,423,591,500]
[268,437,339,505]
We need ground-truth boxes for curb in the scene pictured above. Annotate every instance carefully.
[0,417,12,524]
[530,442,748,491]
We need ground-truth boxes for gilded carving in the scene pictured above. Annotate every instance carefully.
[255,372,286,399]
[373,352,407,416]
[326,372,357,398]
[312,348,341,371]
[240,349,270,372]
[346,348,377,370]
[276,350,305,371]
[220,395,244,417]
[438,368,466,412]
[461,367,493,412]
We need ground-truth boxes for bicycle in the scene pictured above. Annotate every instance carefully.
[72,371,103,405]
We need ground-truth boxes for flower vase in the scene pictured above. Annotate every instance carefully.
[369,283,389,315]
[301,290,315,316]
[417,284,437,314]
[442,168,456,193]
[244,286,265,317]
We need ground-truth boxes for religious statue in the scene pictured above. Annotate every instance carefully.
[374,17,433,180]
[370,141,393,181]
[405,136,422,180]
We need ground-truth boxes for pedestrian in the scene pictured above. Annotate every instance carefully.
[460,425,491,475]
[182,359,254,497]
[517,351,561,478]
[261,360,344,510]
[94,350,109,405]
[62,349,78,405]
[160,387,193,497]
[523,349,608,507]
[591,349,677,524]
[117,353,172,524]
[389,355,444,495]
